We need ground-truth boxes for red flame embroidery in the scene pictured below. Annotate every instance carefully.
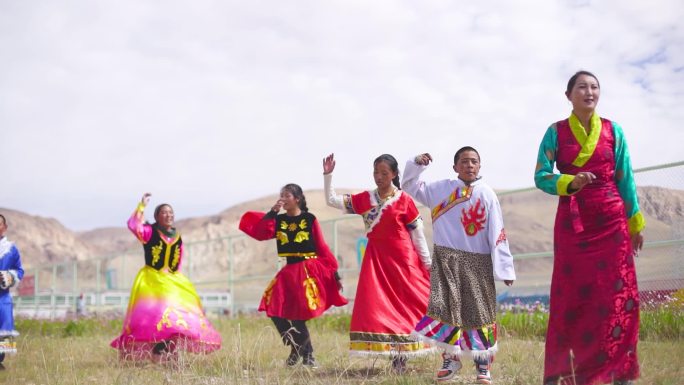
[461,198,486,236]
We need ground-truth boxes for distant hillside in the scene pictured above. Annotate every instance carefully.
[2,186,682,285]
[0,208,95,263]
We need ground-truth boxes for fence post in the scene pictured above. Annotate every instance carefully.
[228,236,235,318]
[96,259,101,312]
[51,264,57,320]
[187,245,193,281]
[73,260,78,312]
[34,267,39,317]
[120,253,125,291]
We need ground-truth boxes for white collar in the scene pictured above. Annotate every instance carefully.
[0,237,12,259]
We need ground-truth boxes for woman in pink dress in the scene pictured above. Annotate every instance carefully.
[535,71,645,385]
[111,193,222,362]
[323,153,433,372]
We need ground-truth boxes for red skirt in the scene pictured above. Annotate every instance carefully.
[259,258,347,320]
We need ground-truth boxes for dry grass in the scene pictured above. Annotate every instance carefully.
[1,316,682,385]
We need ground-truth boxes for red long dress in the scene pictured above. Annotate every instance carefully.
[543,119,640,384]
[347,190,432,356]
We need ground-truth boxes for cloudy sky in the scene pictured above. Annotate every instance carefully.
[1,0,682,231]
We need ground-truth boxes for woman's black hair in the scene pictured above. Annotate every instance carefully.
[0,214,6,226]
[454,146,480,164]
[153,204,173,222]
[374,154,401,189]
[282,183,309,212]
[566,70,600,95]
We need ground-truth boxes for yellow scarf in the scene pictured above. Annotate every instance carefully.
[569,112,602,167]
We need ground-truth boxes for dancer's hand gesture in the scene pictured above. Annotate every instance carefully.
[141,193,152,207]
[414,153,433,166]
[631,232,643,257]
[323,153,336,174]
[271,199,284,213]
[569,172,596,193]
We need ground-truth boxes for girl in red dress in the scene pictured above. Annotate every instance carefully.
[323,153,433,372]
[239,184,347,367]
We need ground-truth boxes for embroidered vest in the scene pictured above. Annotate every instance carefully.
[143,227,182,272]
[274,212,317,259]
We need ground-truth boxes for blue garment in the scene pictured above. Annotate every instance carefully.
[0,236,24,351]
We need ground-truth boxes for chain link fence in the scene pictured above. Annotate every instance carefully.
[13,161,684,318]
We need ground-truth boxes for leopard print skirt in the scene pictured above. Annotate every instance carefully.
[426,245,497,328]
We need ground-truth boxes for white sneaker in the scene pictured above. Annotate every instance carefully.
[476,368,492,384]
[436,353,462,381]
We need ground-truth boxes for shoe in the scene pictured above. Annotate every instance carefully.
[613,381,634,385]
[436,353,462,381]
[476,368,492,384]
[391,355,408,374]
[286,348,300,366]
[302,354,318,369]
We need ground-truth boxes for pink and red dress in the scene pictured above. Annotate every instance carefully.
[110,203,222,359]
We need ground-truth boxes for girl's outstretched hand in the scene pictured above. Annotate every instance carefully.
[323,153,336,174]
[141,193,152,207]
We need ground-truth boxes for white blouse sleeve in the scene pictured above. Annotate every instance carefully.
[401,158,431,207]
[486,191,516,281]
[324,173,346,210]
[408,218,432,268]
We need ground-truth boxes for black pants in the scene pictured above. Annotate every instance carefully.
[271,317,313,356]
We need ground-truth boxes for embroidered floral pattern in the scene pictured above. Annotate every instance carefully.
[294,231,310,243]
[151,240,163,265]
[303,265,321,311]
[170,246,180,269]
[262,278,277,305]
[276,231,289,245]
[156,307,189,331]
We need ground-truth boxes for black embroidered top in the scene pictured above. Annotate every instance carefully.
[272,211,318,263]
[143,225,183,272]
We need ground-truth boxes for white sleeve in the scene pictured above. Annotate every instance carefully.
[486,192,516,281]
[409,218,431,268]
[401,158,431,207]
[8,269,20,287]
[324,173,346,210]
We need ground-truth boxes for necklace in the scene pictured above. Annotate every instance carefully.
[376,188,397,203]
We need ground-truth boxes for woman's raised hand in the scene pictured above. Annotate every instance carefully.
[323,153,336,174]
[141,193,152,207]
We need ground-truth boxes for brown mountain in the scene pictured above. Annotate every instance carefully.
[2,186,682,286]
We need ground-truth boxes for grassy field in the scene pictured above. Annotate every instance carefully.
[0,312,682,385]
